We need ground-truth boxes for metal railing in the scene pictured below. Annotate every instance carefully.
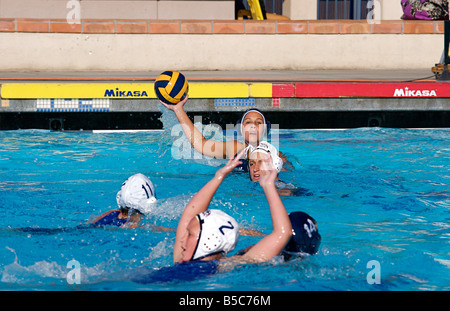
[264,0,283,15]
[318,0,370,20]
[241,0,284,16]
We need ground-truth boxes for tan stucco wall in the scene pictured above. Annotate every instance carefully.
[0,32,442,71]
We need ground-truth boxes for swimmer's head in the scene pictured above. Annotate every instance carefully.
[248,141,283,182]
[282,212,321,260]
[238,109,270,146]
[116,173,157,215]
[191,209,239,261]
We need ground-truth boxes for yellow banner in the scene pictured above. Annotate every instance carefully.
[1,83,154,99]
[0,82,272,99]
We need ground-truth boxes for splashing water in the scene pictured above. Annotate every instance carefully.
[0,126,449,290]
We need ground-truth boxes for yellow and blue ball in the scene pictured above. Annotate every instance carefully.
[154,71,189,105]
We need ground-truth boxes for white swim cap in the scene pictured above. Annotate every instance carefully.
[249,141,283,173]
[116,173,157,214]
[240,108,268,136]
[191,209,239,261]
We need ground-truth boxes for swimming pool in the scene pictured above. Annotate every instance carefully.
[0,121,449,290]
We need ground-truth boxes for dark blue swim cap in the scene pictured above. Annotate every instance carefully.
[283,212,321,259]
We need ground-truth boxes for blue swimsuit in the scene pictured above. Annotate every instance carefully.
[130,260,219,284]
[234,158,249,173]
[233,147,251,173]
[91,210,128,227]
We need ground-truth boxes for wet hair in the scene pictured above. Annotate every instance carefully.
[119,207,143,217]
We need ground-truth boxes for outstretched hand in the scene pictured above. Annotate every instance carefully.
[160,95,189,112]
[257,154,278,189]
[215,148,246,179]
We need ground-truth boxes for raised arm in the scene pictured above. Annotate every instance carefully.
[173,149,246,263]
[240,154,292,262]
[161,96,243,159]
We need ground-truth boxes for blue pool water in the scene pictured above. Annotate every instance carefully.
[0,123,449,291]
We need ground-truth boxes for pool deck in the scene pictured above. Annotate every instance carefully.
[0,69,438,82]
[0,69,449,130]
